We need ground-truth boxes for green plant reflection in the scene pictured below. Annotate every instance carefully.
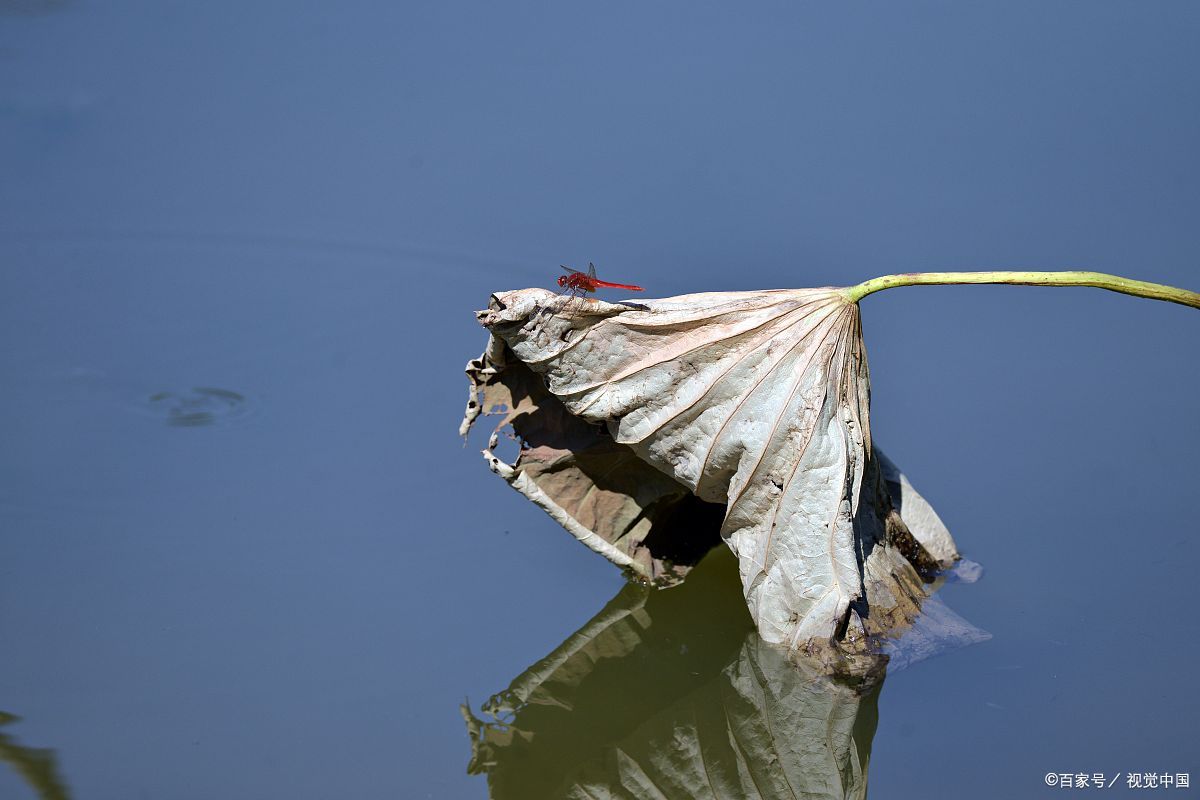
[462,548,883,799]
[0,712,69,800]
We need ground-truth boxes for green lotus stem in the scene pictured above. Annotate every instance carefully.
[844,270,1200,310]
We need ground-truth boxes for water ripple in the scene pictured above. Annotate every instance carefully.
[145,387,251,427]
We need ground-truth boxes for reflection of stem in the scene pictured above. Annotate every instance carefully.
[0,712,70,800]
[844,270,1200,309]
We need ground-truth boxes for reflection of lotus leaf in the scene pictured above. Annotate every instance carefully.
[549,636,875,800]
[464,549,988,799]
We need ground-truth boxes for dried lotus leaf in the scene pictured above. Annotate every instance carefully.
[475,288,874,651]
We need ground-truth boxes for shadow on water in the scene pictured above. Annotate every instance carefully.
[0,712,69,800]
[32,368,253,429]
[462,548,883,799]
[145,387,251,427]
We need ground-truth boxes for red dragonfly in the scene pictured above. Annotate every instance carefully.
[557,263,645,295]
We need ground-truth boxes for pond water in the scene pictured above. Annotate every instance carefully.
[2,4,1198,799]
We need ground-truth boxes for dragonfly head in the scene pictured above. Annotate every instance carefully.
[556,275,569,288]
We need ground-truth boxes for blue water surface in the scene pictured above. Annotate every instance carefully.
[1,3,1197,798]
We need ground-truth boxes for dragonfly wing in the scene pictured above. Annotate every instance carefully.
[587,262,597,280]
[560,264,583,275]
